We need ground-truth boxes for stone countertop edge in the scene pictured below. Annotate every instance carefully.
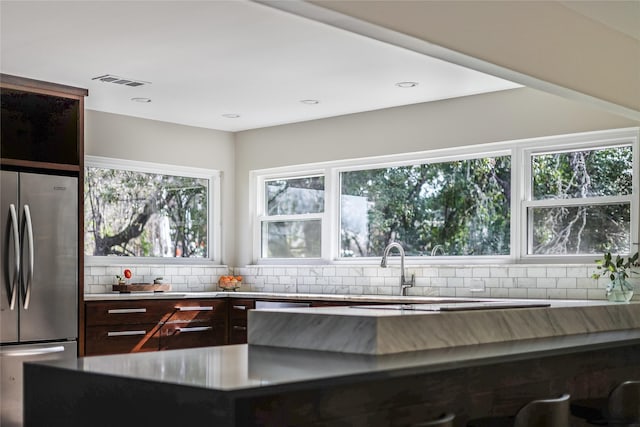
[28,329,640,395]
[82,291,627,305]
[82,291,496,302]
[247,301,640,354]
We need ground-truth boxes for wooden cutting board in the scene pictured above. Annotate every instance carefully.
[112,283,171,293]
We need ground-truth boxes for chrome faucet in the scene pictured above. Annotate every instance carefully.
[380,242,415,296]
[431,245,445,256]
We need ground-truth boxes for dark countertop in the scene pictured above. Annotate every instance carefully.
[33,329,640,393]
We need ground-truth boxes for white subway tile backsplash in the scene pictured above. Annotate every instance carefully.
[566,289,588,299]
[536,278,557,289]
[546,267,567,278]
[349,286,364,295]
[527,289,547,299]
[547,288,567,299]
[84,263,634,301]
[490,288,509,298]
[455,268,472,278]
[527,267,546,278]
[471,267,491,278]
[90,266,106,276]
[417,267,436,277]
[499,278,515,288]
[490,267,508,278]
[447,277,464,288]
[508,288,528,298]
[508,267,527,278]
[439,268,456,277]
[439,287,456,297]
[516,277,536,288]
[556,278,577,289]
[587,289,605,300]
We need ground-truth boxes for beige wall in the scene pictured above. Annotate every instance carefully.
[234,87,639,266]
[84,110,236,265]
[309,0,640,119]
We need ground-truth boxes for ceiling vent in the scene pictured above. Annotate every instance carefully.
[92,74,150,87]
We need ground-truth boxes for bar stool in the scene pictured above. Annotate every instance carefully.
[411,413,455,426]
[571,380,640,425]
[467,393,571,427]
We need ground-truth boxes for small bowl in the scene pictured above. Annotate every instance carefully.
[218,279,241,291]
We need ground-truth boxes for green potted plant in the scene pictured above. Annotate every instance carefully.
[591,251,638,302]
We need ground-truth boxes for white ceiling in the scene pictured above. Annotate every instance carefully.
[0,0,524,132]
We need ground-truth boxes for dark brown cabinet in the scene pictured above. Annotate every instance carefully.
[228,299,255,345]
[159,299,228,350]
[1,74,87,172]
[85,297,389,353]
[85,299,229,356]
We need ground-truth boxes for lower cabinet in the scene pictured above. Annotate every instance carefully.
[85,297,383,355]
[228,299,255,345]
[85,298,228,356]
[85,324,161,356]
[159,299,228,350]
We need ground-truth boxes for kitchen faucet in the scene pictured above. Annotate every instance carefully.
[380,242,415,296]
[431,245,445,256]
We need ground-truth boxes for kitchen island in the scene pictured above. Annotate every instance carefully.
[25,301,640,427]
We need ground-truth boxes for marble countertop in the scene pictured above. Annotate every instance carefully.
[83,291,483,303]
[36,329,640,393]
[248,300,640,354]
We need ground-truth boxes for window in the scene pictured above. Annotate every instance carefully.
[252,128,639,264]
[340,156,511,257]
[259,175,324,259]
[524,144,634,256]
[85,156,220,263]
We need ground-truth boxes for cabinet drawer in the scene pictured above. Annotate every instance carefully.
[169,299,228,322]
[228,320,248,345]
[160,320,227,350]
[85,324,160,356]
[229,299,255,320]
[85,300,174,326]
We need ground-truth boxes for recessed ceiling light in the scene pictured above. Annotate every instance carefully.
[300,99,319,105]
[395,81,419,88]
[222,113,240,118]
[130,97,151,103]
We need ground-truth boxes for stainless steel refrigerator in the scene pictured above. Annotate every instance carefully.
[1,171,78,427]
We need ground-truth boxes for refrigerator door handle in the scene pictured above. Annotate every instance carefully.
[7,204,20,310]
[20,204,34,310]
[0,345,65,357]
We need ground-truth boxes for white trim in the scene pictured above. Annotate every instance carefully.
[250,127,640,264]
[84,155,222,265]
[86,155,218,180]
[524,196,632,208]
[519,128,639,259]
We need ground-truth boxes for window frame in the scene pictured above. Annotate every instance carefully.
[254,169,329,264]
[84,155,222,266]
[519,131,639,263]
[250,127,639,265]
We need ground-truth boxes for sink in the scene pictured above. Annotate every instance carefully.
[350,301,551,312]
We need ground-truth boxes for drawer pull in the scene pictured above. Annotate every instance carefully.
[108,308,147,314]
[175,326,212,333]
[232,305,248,310]
[232,326,247,331]
[107,330,146,337]
[176,306,214,311]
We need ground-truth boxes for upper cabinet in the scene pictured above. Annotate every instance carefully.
[0,74,87,172]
